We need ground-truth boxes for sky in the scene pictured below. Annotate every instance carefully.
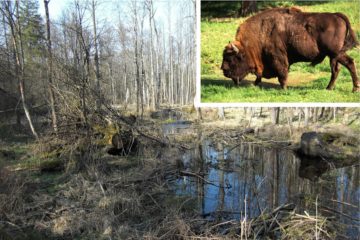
[37,0,179,24]
[39,0,71,20]
[37,0,194,40]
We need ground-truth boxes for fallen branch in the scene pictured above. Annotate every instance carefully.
[206,220,237,232]
[320,205,360,222]
[228,140,293,153]
[103,103,191,150]
[179,171,230,189]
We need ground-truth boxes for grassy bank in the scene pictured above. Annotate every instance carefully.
[201,1,360,102]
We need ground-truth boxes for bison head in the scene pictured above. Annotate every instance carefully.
[221,41,250,85]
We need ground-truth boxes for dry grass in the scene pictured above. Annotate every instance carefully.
[0,109,356,239]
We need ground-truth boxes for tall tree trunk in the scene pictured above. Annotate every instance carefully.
[2,13,12,90]
[147,0,155,110]
[139,6,145,118]
[154,24,161,109]
[4,0,38,139]
[123,63,128,106]
[44,0,58,134]
[133,1,141,116]
[19,7,38,138]
[192,0,197,106]
[62,18,69,63]
[75,0,90,127]
[304,107,309,126]
[168,2,173,105]
[108,62,116,104]
[2,9,21,125]
[91,0,101,109]
[239,0,257,17]
[270,107,280,125]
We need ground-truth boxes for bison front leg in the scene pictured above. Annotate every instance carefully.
[277,71,289,90]
[254,73,262,87]
[232,77,240,86]
[279,78,288,90]
[273,58,289,90]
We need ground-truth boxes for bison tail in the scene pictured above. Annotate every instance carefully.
[335,13,359,51]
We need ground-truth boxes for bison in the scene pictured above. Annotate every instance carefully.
[221,7,360,92]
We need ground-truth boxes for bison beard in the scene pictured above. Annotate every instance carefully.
[221,7,360,92]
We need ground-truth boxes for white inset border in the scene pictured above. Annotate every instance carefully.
[194,0,360,108]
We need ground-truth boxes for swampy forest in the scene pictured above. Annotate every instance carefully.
[0,0,360,239]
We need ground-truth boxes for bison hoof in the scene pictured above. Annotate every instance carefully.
[353,87,360,92]
[254,81,261,87]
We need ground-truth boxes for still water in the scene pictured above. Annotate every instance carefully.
[163,122,360,237]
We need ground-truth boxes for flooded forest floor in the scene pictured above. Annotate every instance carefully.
[0,107,359,239]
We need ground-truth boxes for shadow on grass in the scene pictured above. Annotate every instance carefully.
[201,77,358,101]
[201,75,353,92]
[202,78,283,90]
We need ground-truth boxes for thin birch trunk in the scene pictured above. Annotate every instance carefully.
[4,0,39,139]
[44,0,58,134]
[92,0,101,109]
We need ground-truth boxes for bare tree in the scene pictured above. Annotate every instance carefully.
[2,0,38,139]
[130,0,142,116]
[239,0,257,17]
[146,0,155,110]
[91,0,101,109]
[44,0,58,134]
[270,107,280,125]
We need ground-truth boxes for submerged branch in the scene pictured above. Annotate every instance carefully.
[179,171,230,189]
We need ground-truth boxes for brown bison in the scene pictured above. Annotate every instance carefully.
[221,7,360,92]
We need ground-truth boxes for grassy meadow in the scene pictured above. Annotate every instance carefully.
[201,1,360,102]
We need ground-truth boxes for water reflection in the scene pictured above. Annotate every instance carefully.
[174,140,360,236]
[161,121,193,135]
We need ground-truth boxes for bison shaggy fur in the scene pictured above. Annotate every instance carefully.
[221,7,360,92]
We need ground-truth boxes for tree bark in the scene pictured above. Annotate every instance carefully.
[44,0,58,134]
[108,62,116,104]
[3,0,39,139]
[91,0,101,109]
[239,0,257,17]
[304,107,309,126]
[75,0,90,126]
[270,107,280,125]
[146,0,155,110]
[132,0,141,116]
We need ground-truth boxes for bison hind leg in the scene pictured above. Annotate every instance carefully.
[326,57,341,90]
[336,54,360,92]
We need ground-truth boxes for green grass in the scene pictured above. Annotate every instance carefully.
[0,143,29,168]
[201,1,360,102]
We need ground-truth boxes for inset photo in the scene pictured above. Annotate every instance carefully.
[200,0,360,103]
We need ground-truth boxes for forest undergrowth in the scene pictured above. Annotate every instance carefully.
[1,107,358,239]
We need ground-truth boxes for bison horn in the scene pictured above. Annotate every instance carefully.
[231,43,239,54]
